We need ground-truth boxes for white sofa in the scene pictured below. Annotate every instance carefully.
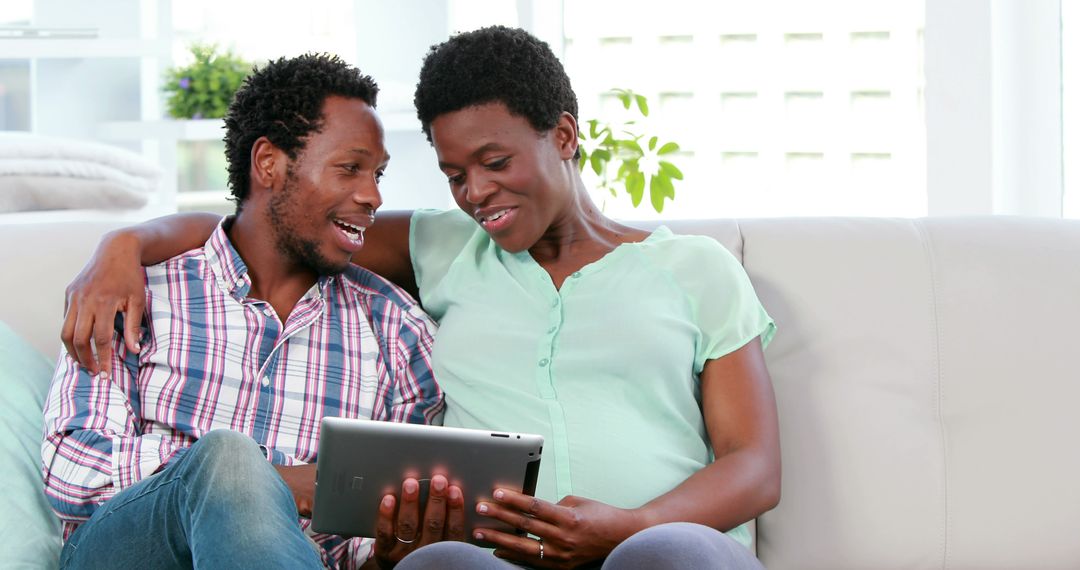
[2,215,1079,569]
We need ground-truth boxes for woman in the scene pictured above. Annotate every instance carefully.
[63,27,779,569]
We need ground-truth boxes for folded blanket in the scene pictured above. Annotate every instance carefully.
[0,159,156,193]
[0,132,159,213]
[0,132,160,179]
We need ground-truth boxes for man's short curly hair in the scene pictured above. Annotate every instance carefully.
[224,53,378,209]
[414,26,579,156]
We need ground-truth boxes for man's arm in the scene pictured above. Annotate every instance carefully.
[63,211,418,377]
[41,326,185,524]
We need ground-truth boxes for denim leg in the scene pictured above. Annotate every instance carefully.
[602,522,764,570]
[60,429,324,570]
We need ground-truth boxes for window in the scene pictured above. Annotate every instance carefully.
[563,0,926,219]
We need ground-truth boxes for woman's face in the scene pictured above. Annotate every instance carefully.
[429,102,577,253]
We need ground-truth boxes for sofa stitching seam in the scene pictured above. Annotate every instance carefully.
[916,218,949,570]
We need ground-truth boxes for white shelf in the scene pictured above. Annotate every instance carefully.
[99,119,226,142]
[0,38,165,59]
[177,189,230,208]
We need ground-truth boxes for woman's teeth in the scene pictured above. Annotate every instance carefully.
[482,209,509,223]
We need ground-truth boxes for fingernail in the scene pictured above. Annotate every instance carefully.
[493,489,504,500]
[477,503,488,514]
[405,480,418,493]
[474,531,484,540]
[382,496,393,508]
[133,342,141,351]
[433,477,446,491]
[98,371,109,381]
[450,487,461,500]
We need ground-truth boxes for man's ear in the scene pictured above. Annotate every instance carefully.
[250,136,282,189]
[553,112,579,161]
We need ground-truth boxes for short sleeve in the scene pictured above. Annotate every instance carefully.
[408,208,479,304]
[656,234,776,373]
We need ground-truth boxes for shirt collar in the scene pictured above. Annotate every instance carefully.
[205,216,335,301]
[205,216,253,297]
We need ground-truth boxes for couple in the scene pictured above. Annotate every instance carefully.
[46,26,779,570]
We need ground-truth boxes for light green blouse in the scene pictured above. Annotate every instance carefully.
[409,209,775,548]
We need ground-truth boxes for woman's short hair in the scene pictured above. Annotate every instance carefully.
[414,26,579,149]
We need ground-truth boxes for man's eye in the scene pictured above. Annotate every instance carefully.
[375,170,386,182]
[447,173,464,185]
[341,164,360,174]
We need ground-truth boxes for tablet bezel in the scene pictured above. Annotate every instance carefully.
[311,417,543,544]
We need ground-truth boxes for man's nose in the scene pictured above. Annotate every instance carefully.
[352,175,383,211]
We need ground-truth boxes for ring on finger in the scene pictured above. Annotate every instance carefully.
[395,534,416,545]
[537,537,544,560]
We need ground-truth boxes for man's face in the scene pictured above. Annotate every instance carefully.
[266,96,388,275]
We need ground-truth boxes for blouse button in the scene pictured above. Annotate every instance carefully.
[547,326,557,334]
[538,358,549,367]
[571,271,582,278]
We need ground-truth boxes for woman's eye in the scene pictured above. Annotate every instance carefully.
[485,158,509,170]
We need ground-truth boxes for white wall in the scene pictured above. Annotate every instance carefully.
[925,0,1063,216]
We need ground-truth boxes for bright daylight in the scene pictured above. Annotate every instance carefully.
[2,1,1078,569]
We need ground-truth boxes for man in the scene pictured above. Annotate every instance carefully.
[41,54,447,569]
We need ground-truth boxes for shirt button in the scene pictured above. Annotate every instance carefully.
[261,376,271,387]
[571,271,582,278]
[538,358,549,367]
[551,298,559,307]
[547,326,557,334]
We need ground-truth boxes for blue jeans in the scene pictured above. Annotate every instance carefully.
[59,429,325,569]
[396,521,765,570]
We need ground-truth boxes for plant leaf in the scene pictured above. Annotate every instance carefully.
[626,172,645,207]
[648,136,658,151]
[659,161,684,180]
[657,142,680,155]
[590,153,604,176]
[635,94,649,117]
[649,176,665,212]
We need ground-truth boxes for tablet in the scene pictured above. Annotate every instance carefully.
[311,417,543,543]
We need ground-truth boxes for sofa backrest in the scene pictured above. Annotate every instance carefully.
[662,216,1080,570]
[0,218,131,360]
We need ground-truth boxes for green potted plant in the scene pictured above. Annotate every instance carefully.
[579,89,684,213]
[162,43,251,120]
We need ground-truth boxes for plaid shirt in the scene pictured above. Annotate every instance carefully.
[41,221,443,569]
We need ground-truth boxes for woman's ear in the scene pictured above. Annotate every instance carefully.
[553,112,579,161]
[250,136,280,189]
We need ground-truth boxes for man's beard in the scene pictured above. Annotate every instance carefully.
[266,170,349,276]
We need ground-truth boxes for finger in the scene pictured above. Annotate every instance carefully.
[394,478,422,543]
[93,312,114,380]
[123,295,145,353]
[476,500,559,540]
[373,494,398,559]
[418,475,448,545]
[61,296,79,366]
[71,308,99,375]
[492,488,563,521]
[476,529,547,564]
[445,485,467,541]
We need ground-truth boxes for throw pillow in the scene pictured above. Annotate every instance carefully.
[0,321,61,569]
